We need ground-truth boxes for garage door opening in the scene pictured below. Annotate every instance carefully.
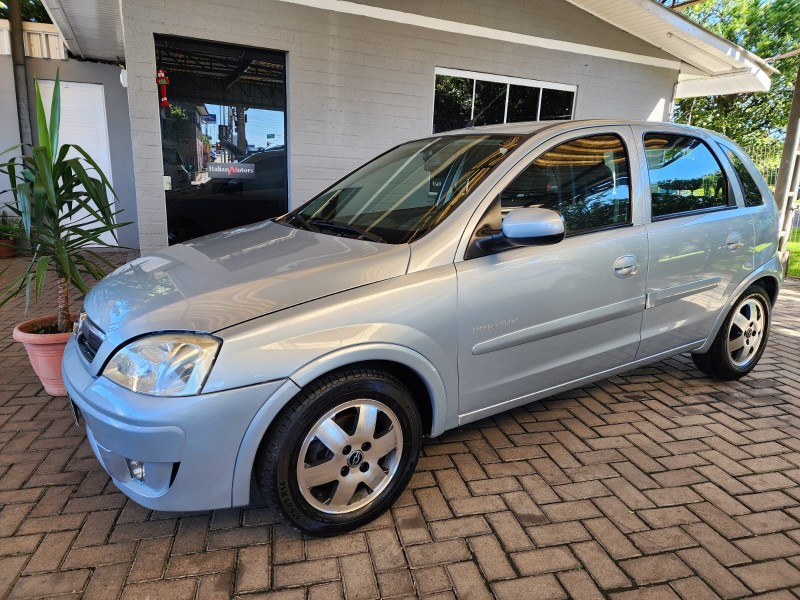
[154,35,288,244]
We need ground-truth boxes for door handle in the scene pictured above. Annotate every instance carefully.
[726,232,744,252]
[613,255,639,278]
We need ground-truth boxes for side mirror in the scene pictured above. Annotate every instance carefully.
[502,208,565,245]
[466,200,566,260]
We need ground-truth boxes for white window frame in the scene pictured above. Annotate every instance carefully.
[434,67,578,126]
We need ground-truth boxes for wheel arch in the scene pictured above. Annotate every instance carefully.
[754,274,780,307]
[695,256,782,355]
[230,343,449,506]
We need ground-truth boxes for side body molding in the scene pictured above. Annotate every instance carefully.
[646,277,721,309]
[230,343,449,507]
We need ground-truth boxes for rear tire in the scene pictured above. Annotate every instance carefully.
[255,368,422,537]
[692,285,771,380]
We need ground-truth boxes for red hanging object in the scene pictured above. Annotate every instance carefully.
[156,68,170,107]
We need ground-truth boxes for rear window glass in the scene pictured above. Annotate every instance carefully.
[644,133,728,219]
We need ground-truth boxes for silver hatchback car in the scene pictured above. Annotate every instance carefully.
[63,120,781,536]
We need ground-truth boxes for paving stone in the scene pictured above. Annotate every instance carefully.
[572,540,632,590]
[620,553,693,585]
[339,553,379,600]
[511,546,579,576]
[731,559,800,594]
[734,532,800,561]
[1,258,800,600]
[467,535,515,581]
[273,557,339,587]
[677,547,750,599]
[492,574,567,600]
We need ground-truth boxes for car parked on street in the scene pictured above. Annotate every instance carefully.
[64,120,781,536]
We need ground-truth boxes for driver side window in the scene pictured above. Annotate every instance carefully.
[500,133,631,235]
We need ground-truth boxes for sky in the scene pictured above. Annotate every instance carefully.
[204,104,285,149]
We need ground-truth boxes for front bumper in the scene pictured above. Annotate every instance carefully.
[62,336,285,511]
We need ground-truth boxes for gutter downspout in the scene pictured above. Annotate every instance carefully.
[9,0,32,156]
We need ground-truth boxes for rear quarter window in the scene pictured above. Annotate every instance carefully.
[718,141,765,207]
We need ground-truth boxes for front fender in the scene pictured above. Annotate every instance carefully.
[230,342,450,507]
[695,254,783,354]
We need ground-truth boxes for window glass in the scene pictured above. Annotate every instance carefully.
[507,85,540,123]
[155,36,288,245]
[500,134,631,234]
[433,75,474,133]
[284,134,521,244]
[432,69,575,133]
[644,134,728,218]
[474,80,507,127]
[719,142,764,207]
[540,89,574,120]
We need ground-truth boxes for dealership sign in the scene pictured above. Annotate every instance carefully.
[208,163,255,179]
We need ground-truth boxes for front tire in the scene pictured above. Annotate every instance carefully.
[255,368,422,536]
[692,285,771,380]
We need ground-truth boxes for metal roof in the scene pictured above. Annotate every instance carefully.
[41,0,773,97]
[41,0,123,62]
[565,0,775,97]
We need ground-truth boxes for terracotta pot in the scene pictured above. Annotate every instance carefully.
[0,238,15,259]
[12,315,72,397]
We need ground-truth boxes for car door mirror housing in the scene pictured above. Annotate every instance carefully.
[502,208,565,245]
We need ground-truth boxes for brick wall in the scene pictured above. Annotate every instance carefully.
[120,0,679,253]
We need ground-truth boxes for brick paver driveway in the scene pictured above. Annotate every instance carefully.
[2,254,800,599]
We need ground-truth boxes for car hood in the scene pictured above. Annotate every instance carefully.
[84,220,410,341]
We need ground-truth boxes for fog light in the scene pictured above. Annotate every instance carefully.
[126,459,146,483]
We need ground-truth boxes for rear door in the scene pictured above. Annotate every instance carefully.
[635,127,753,359]
[456,127,648,420]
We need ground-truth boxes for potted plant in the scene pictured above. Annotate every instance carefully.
[0,72,126,396]
[0,210,19,258]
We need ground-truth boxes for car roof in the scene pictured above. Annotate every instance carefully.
[435,119,716,139]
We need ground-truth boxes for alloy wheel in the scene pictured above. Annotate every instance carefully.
[296,399,403,514]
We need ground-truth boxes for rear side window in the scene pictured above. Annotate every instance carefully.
[500,134,631,235]
[719,142,765,207]
[644,133,728,219]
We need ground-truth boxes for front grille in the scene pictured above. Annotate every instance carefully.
[76,316,105,363]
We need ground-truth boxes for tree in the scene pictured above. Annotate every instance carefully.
[672,0,800,147]
[0,0,52,23]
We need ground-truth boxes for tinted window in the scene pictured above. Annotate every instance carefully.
[540,89,574,120]
[433,75,474,133]
[644,134,728,219]
[501,134,631,234]
[473,80,507,126]
[720,142,764,207]
[507,85,540,123]
[432,70,576,133]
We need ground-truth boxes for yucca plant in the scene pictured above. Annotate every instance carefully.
[0,71,127,333]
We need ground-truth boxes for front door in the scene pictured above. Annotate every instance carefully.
[456,130,647,421]
[636,129,753,359]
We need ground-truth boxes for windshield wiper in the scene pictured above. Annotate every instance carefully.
[308,219,386,243]
[286,212,320,233]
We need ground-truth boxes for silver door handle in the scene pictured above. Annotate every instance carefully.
[726,232,744,252]
[613,255,639,278]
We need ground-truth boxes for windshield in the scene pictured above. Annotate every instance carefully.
[279,134,522,243]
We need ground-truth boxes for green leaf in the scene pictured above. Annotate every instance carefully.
[49,70,60,159]
[33,78,52,162]
[67,257,88,296]
[33,255,51,302]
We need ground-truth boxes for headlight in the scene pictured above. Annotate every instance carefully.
[103,333,221,396]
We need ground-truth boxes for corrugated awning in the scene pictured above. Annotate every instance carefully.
[565,0,775,97]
